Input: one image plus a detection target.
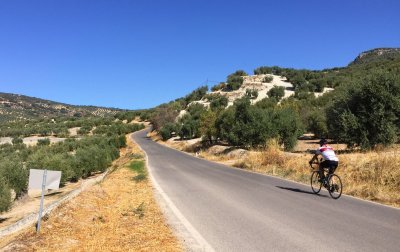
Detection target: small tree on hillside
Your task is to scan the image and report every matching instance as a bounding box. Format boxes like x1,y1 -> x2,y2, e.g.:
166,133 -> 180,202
160,123 -> 177,141
226,70 -> 247,91
263,76 -> 274,83
199,110 -> 217,145
267,85 -> 285,101
246,89 -> 259,99
0,181 -> 11,213
12,137 -> 23,145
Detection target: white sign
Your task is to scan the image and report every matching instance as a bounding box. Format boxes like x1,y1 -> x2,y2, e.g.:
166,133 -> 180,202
29,169 -> 62,190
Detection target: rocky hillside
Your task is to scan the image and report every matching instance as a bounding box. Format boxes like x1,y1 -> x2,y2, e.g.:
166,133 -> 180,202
0,92 -> 122,122
187,74 -> 333,110
349,48 -> 400,66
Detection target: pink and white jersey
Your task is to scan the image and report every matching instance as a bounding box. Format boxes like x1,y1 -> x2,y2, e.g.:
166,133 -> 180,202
316,145 -> 338,161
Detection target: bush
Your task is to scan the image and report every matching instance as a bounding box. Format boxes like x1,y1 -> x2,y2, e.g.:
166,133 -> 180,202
150,106 -> 179,131
0,156 -> 28,198
307,111 -> 328,138
211,82 -> 226,91
215,97 -> 304,150
177,104 -> 207,139
327,72 -> 400,149
255,97 -> 278,109
205,94 -> 228,111
274,108 -> 304,151
37,138 -> 51,146
246,89 -> 258,99
216,98 -> 276,148
12,137 -> 23,145
263,76 -> 274,83
226,70 -> 247,91
0,181 -> 11,213
267,86 -> 285,101
160,123 -> 176,141
183,86 -> 208,106
199,110 -> 217,144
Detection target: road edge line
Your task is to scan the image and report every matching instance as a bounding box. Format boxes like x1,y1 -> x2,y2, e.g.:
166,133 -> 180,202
132,131 -> 215,252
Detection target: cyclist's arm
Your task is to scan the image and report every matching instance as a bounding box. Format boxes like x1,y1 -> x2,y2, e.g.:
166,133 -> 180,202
309,154 -> 318,164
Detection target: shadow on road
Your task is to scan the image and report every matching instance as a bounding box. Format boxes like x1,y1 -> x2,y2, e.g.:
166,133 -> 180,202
276,186 -> 328,198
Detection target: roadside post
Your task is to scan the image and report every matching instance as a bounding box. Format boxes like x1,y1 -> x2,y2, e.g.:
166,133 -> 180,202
28,169 -> 62,233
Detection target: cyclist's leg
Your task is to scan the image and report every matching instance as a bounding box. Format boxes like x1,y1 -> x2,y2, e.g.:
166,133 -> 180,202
328,161 -> 339,175
319,160 -> 329,181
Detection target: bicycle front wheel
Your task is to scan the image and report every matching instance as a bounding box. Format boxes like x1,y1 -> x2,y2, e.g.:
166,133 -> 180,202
311,171 -> 322,194
327,174 -> 342,199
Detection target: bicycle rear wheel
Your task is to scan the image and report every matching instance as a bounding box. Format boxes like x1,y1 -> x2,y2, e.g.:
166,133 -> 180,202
311,171 -> 322,194
327,174 -> 342,199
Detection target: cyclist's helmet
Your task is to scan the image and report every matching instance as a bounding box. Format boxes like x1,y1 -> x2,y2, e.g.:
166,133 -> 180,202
319,138 -> 327,146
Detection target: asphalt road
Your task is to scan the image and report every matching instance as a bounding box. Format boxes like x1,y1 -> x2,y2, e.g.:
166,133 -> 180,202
132,130 -> 400,252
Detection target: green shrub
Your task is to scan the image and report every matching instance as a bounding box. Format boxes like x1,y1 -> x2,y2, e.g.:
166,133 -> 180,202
255,97 -> 278,109
129,160 -> 145,174
37,138 -> 51,146
307,111 -> 328,138
177,104 -> 206,139
274,108 -> 304,151
205,94 -> 228,111
211,82 -> 226,91
132,173 -> 147,182
0,156 -> 28,198
160,123 -> 176,141
199,110 -> 217,144
215,97 -> 304,150
246,89 -> 258,99
12,137 -> 23,145
267,86 -> 285,101
327,72 -> 400,148
263,76 -> 274,83
226,70 -> 247,91
0,181 -> 11,213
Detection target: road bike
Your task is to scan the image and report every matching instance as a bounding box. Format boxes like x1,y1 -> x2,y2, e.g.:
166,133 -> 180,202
309,161 -> 343,199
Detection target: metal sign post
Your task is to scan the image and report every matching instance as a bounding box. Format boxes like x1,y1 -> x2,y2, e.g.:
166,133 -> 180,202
28,169 -> 61,234
37,169 -> 47,233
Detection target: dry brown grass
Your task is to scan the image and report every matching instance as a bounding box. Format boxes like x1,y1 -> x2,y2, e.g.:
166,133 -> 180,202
1,133 -> 182,252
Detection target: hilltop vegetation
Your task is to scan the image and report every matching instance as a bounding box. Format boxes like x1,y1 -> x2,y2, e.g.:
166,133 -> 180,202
0,92 -> 125,123
150,48 -> 400,150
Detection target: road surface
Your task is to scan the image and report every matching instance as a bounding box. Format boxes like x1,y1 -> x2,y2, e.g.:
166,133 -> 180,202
132,130 -> 400,252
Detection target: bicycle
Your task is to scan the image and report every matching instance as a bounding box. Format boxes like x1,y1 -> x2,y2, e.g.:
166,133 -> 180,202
309,160 -> 343,199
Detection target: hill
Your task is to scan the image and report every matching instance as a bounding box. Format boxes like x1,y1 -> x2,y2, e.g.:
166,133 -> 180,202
147,47 -> 400,150
0,92 -> 123,122
349,47 -> 400,66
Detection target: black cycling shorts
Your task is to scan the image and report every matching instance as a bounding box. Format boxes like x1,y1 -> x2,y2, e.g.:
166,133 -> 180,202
320,160 -> 338,174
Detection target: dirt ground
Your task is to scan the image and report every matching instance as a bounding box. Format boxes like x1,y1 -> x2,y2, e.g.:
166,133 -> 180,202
0,133 -> 182,252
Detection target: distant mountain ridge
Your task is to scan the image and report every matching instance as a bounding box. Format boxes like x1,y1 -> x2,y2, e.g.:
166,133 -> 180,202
0,92 -> 122,122
349,47 -> 400,66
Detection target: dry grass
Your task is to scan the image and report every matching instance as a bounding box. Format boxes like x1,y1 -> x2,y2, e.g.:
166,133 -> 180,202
238,145 -> 400,207
1,133 -> 182,251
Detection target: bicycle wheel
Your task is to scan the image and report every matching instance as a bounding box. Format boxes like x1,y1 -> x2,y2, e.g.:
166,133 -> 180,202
310,171 -> 322,194
327,174 -> 342,199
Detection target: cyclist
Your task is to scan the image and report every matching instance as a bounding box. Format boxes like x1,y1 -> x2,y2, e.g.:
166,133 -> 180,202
309,139 -> 339,184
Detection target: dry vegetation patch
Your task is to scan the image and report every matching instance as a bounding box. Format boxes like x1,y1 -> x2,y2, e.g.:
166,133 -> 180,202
1,134 -> 182,251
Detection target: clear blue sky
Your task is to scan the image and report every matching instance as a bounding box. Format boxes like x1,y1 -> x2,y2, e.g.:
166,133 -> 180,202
0,0 -> 399,109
